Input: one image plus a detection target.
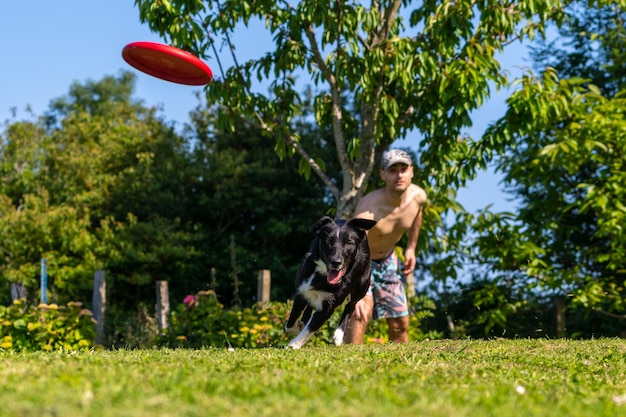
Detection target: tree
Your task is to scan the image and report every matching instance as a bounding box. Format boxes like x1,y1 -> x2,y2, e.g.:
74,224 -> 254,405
0,72 -> 200,307
180,94 -> 341,304
530,0 -> 626,96
135,0 -> 564,219
469,0 -> 626,331
0,70 -> 352,313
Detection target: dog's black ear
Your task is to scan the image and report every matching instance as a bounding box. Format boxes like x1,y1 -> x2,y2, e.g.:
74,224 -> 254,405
311,216 -> 335,234
347,218 -> 377,231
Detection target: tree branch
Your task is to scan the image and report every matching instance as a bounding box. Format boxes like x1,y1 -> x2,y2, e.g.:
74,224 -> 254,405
592,308 -> 626,320
232,108 -> 341,199
303,20 -> 351,197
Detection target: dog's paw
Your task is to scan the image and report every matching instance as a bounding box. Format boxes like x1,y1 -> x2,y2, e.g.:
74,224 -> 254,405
285,321 -> 305,336
332,328 -> 345,346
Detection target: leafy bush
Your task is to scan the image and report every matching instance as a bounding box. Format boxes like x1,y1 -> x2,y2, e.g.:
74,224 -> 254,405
163,291 -> 440,348
0,299 -> 96,351
109,303 -> 160,349
163,290 -> 291,348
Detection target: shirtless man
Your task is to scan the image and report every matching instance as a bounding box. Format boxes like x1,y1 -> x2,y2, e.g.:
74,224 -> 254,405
345,149 -> 427,344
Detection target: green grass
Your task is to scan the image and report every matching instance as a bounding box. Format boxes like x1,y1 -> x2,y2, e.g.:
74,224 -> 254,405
1,339 -> 626,417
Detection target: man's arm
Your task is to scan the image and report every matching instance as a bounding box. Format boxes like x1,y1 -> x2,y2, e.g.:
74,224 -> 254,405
406,207 -> 422,250
402,207 -> 422,274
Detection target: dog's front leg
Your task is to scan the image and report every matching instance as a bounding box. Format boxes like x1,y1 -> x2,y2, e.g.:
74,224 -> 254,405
285,294 -> 308,336
287,309 -> 333,349
332,302 -> 356,346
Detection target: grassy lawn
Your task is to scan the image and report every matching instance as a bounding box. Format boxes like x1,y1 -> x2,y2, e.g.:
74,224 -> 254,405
1,339 -> 625,417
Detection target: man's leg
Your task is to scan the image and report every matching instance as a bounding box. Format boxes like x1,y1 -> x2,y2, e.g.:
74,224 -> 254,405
386,315 -> 409,343
344,295 -> 374,344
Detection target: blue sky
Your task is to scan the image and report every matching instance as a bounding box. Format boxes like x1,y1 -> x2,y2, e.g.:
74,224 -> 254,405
1,1 -> 532,213
0,1 -> 199,128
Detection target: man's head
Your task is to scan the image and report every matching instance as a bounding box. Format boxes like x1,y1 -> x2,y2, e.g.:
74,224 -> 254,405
380,149 -> 413,192
381,149 -> 412,170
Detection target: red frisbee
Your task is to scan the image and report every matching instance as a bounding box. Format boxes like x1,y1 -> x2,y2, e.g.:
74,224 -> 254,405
122,41 -> 213,86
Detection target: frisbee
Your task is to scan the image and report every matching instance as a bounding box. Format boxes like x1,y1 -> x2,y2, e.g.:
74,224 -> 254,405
122,41 -> 213,86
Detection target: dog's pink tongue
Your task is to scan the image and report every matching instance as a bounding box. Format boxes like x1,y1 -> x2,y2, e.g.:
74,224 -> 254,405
327,269 -> 344,285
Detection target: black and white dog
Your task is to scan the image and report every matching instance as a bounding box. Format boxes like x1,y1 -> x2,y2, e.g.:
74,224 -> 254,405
285,216 -> 377,349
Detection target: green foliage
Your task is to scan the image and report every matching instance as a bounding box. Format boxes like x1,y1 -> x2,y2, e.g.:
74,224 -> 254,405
0,72 -> 200,308
163,290 -> 440,348
472,1 -> 626,319
530,0 -> 626,95
0,299 -> 96,351
4,0 -> 626,343
0,71 -> 348,341
182,101 -> 336,305
164,290 -> 291,348
136,0 -> 565,218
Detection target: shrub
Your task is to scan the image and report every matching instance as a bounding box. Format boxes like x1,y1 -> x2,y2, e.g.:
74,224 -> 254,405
163,291 -> 441,348
163,290 -> 291,348
112,303 -> 160,349
0,299 -> 96,351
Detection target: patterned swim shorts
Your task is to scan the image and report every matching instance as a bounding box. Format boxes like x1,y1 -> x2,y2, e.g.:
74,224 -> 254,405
367,252 -> 409,320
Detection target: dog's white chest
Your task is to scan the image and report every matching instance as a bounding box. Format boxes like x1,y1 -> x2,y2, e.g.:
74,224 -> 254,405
297,272 -> 333,310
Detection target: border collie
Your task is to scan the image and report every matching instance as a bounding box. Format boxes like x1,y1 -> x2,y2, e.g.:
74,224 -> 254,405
285,216 -> 376,349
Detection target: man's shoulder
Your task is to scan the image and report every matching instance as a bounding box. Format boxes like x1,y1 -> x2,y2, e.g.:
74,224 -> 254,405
360,188 -> 386,203
363,188 -> 385,200
408,184 -> 427,202
354,188 -> 385,216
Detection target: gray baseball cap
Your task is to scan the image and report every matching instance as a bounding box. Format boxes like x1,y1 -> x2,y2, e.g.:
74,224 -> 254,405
381,149 -> 412,170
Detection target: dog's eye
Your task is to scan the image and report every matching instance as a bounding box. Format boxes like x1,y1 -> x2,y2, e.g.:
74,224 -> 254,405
344,239 -> 355,246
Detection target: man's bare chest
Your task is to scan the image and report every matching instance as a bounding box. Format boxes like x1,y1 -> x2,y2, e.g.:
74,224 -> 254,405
372,204 -> 418,234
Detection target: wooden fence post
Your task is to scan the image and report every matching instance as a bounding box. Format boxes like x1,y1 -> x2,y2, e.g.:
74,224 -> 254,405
257,270 -> 271,303
156,281 -> 170,331
555,296 -> 566,338
10,283 -> 25,302
446,315 -> 459,340
92,270 -> 106,345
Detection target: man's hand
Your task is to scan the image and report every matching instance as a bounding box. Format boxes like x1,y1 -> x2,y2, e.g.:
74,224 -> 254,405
353,296 -> 372,321
403,248 -> 416,275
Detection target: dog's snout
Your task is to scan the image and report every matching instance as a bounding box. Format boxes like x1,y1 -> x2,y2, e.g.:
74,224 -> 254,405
329,258 -> 342,270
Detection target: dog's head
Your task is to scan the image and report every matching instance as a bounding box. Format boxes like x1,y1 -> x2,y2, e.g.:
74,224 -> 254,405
311,216 -> 377,285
